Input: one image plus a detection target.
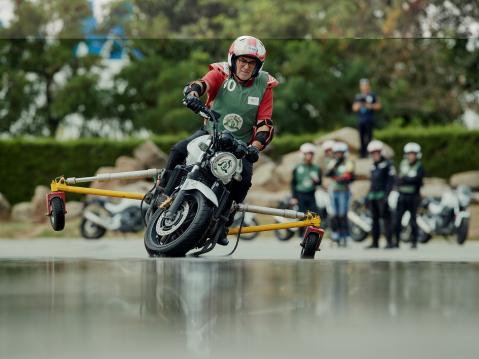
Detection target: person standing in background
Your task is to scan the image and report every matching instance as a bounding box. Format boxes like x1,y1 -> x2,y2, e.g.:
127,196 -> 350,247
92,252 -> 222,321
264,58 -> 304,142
352,78 -> 382,158
365,140 -> 396,249
325,142 -> 355,247
395,142 -> 424,249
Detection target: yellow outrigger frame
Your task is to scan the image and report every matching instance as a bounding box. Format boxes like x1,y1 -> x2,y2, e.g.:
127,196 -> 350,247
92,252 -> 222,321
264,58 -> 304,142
49,176 -> 321,235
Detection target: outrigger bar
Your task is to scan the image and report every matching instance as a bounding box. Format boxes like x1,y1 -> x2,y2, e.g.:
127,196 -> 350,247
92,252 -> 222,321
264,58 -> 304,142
64,169 -> 163,185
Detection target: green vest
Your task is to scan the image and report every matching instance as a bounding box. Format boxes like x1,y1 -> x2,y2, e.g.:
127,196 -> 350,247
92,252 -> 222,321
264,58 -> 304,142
207,71 -> 268,143
294,163 -> 321,193
399,159 -> 421,194
329,159 -> 355,192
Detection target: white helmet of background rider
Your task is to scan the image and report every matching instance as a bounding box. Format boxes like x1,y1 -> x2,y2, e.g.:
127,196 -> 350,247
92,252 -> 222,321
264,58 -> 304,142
321,140 -> 336,153
403,142 -> 422,159
300,143 -> 316,155
332,142 -> 348,154
228,35 -> 267,79
367,140 -> 384,155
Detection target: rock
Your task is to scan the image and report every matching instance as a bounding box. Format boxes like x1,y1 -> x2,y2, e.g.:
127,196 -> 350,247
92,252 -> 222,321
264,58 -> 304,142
133,140 -> 168,169
116,181 -> 154,194
91,166 -> 121,190
31,185 -> 49,223
65,201 -> 84,219
315,127 -> 361,153
273,151 -> 302,185
350,180 -> 371,199
421,181 -> 451,198
252,162 -> 278,187
253,153 -> 273,170
11,202 -> 34,222
382,143 -> 395,159
0,193 -> 11,221
471,192 -> 479,205
245,190 -> 290,207
352,157 -> 372,180
115,156 -> 144,172
424,177 -> 447,185
450,171 -> 479,190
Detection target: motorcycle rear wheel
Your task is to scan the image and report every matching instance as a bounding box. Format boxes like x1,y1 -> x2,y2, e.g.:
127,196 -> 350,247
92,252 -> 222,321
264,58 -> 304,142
80,218 -> 106,239
144,191 -> 212,257
456,218 -> 469,245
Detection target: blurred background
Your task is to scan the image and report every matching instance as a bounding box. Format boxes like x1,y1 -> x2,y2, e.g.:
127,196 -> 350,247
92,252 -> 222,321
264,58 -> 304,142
0,0 -> 478,240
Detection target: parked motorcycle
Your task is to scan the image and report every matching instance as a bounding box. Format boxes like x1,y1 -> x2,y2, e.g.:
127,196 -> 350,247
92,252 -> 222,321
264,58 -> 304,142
143,101 -> 322,257
416,185 -> 471,245
80,197 -> 146,239
232,211 -> 260,240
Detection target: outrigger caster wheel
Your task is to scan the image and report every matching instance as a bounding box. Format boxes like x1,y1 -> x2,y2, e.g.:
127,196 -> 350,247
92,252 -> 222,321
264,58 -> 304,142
49,197 -> 65,231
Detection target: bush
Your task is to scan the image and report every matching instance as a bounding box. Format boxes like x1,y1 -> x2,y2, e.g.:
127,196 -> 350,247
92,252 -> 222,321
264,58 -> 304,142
1,127 -> 478,204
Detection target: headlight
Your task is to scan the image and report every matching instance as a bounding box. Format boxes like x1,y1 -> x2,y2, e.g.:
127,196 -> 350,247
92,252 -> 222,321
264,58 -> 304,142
210,152 -> 237,184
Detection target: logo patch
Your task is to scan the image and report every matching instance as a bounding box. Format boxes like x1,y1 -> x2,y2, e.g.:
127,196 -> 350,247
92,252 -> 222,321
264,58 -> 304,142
223,114 -> 243,132
248,96 -> 259,106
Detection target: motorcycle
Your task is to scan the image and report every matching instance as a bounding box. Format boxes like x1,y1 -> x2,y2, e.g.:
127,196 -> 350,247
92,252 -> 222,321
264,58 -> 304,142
416,185 -> 471,245
232,211 -> 260,240
80,197 -> 146,239
143,101 -> 321,257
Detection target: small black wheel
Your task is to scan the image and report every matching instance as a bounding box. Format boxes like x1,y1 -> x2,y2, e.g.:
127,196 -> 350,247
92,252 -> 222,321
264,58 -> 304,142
274,227 -> 295,241
300,232 -> 321,259
50,197 -> 65,231
80,218 -> 106,239
456,218 -> 469,245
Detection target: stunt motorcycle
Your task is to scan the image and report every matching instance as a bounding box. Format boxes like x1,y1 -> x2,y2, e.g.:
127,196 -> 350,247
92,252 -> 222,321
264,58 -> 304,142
80,197 -> 146,239
143,100 -> 321,257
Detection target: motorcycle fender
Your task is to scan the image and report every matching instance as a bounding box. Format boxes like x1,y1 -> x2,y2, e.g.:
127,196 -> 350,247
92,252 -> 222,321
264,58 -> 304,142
455,211 -> 470,227
181,178 -> 219,207
348,211 -> 372,233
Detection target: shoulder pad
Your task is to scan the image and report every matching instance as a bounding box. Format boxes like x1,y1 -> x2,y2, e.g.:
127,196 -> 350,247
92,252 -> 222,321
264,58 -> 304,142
266,73 -> 279,88
208,62 -> 230,76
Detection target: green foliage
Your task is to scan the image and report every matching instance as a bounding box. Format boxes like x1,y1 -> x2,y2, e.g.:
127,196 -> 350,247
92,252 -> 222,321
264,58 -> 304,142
376,127 -> 479,179
1,127 -> 478,204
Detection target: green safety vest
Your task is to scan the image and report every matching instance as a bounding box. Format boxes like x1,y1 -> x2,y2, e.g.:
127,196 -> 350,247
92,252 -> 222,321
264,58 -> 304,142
329,159 -> 355,192
207,71 -> 269,144
398,159 -> 421,194
294,163 -> 321,193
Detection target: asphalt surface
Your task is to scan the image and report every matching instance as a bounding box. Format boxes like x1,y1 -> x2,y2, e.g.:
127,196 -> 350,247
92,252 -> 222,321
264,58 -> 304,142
1,237 -> 478,359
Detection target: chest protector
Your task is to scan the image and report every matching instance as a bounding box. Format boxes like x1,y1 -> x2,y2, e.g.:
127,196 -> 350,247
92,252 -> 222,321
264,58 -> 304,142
294,164 -> 320,193
207,72 -> 268,144
399,159 -> 421,194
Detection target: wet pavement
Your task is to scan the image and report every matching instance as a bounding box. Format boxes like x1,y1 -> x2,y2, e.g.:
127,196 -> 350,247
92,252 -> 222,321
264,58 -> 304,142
1,252 -> 479,358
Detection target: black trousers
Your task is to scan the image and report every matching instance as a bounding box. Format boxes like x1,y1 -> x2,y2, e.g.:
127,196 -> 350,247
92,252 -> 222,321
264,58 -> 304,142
165,128 -> 253,204
296,191 -> 319,214
395,193 -> 420,245
370,198 -> 393,246
359,122 -> 373,158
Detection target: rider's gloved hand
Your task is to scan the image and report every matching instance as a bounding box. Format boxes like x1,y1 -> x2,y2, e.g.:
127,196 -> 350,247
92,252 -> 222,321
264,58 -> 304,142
184,95 -> 203,114
246,145 -> 260,163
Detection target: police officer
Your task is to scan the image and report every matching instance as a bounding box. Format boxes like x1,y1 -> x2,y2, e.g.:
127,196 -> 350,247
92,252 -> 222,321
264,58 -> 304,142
325,142 -> 355,247
352,79 -> 382,158
395,142 -> 424,249
291,143 -> 321,217
365,140 -> 396,249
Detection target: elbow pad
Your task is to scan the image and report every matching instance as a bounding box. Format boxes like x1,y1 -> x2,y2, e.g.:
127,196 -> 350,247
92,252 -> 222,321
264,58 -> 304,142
253,119 -> 274,148
183,81 -> 206,97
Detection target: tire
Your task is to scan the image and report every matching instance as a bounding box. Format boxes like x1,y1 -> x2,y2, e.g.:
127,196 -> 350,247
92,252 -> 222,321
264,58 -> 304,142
144,191 -> 212,257
350,222 -> 368,242
418,229 -> 432,244
301,232 -> 321,259
50,197 -> 65,231
274,227 -> 295,241
400,223 -> 412,243
80,218 -> 106,239
456,218 -> 469,245
239,218 -> 260,241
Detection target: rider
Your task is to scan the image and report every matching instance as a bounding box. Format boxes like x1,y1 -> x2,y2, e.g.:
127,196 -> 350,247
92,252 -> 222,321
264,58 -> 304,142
162,36 -> 278,245
395,142 -> 424,249
365,140 -> 396,249
291,143 -> 321,226
325,142 -> 355,247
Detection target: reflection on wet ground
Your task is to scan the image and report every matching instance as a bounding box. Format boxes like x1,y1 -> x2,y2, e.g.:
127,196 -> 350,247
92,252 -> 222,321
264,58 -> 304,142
1,259 -> 478,358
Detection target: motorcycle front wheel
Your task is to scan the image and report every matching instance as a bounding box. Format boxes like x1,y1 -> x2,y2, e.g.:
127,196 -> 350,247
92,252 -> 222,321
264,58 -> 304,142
456,218 -> 469,245
144,191 -> 212,257
274,227 -> 295,241
80,218 -> 106,239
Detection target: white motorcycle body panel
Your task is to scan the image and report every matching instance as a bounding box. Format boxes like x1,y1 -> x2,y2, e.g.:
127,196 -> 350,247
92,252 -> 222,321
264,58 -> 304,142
181,178 -> 219,207
186,135 -> 211,165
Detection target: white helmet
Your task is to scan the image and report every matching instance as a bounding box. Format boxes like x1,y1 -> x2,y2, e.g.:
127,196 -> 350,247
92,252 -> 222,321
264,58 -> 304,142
300,142 -> 316,154
367,140 -> 384,154
332,142 -> 348,153
404,142 -> 422,159
321,140 -> 336,152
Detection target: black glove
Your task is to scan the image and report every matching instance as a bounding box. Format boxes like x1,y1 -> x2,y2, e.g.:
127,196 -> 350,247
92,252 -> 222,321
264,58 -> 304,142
246,146 -> 260,163
184,95 -> 203,114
